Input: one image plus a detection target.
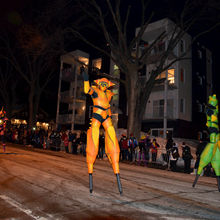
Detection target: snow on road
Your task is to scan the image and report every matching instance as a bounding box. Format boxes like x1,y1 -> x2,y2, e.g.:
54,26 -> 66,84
0,144 -> 219,220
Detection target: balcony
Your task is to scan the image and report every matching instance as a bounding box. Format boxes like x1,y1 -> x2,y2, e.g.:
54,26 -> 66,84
60,90 -> 85,104
57,114 -> 85,125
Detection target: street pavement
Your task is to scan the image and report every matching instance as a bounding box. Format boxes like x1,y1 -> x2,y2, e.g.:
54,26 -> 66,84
0,144 -> 220,220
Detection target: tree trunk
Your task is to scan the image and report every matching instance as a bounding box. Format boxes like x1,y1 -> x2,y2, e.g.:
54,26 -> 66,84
127,72 -> 139,138
33,89 -> 41,127
28,85 -> 35,129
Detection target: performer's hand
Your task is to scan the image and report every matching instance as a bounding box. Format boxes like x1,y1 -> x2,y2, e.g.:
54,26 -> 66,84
80,66 -> 89,81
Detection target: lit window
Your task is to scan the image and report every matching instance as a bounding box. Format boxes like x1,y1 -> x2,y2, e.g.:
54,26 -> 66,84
156,71 -> 166,80
79,56 -> 89,65
92,58 -> 102,69
156,69 -> 175,84
168,69 -> 175,84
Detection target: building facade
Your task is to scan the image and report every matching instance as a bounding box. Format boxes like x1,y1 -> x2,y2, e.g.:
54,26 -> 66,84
137,18 -> 213,138
56,50 -> 89,130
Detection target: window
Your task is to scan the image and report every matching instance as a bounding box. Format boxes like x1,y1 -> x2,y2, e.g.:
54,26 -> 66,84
153,99 -> 173,118
156,71 -> 166,80
167,99 -> 174,119
92,58 -> 102,70
180,68 -> 185,82
152,41 -> 165,54
168,69 -> 175,84
180,39 -> 185,53
180,99 -> 185,113
156,69 -> 175,84
153,100 -> 164,118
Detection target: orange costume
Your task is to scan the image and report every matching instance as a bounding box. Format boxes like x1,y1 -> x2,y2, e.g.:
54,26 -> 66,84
82,68 -> 122,194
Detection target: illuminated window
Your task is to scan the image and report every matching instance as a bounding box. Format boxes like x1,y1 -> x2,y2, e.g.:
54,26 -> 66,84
156,69 -> 175,84
78,56 -> 89,65
168,69 -> 175,84
92,58 -> 102,69
156,71 -> 166,80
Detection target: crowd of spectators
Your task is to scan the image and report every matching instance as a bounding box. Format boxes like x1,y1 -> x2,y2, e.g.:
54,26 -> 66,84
2,126 -> 214,176
3,126 -> 87,156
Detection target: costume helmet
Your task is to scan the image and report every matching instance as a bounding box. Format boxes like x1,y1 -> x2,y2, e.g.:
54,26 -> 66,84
208,94 -> 218,107
94,78 -> 115,89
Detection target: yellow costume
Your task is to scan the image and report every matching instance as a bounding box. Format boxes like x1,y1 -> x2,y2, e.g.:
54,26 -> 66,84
82,69 -> 122,194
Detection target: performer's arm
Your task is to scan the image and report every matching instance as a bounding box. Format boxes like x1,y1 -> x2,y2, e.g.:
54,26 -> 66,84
81,67 -> 91,94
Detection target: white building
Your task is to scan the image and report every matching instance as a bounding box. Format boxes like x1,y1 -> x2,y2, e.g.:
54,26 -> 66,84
56,50 -> 89,130
135,18 -> 212,138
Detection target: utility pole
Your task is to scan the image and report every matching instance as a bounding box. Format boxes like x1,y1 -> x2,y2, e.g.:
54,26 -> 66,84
163,70 -> 168,139
71,65 -> 77,131
56,60 -> 63,130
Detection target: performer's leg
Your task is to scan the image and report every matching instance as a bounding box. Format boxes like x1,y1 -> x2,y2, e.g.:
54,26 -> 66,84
86,118 -> 101,174
193,142 -> 214,188
103,118 -> 120,174
103,118 -> 122,194
197,143 -> 214,175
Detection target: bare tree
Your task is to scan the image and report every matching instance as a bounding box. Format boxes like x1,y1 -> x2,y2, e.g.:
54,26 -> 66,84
0,0 -> 80,128
0,58 -> 22,120
70,0 -> 220,138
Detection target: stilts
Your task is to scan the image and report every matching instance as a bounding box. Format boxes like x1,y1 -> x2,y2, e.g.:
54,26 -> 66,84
89,173 -> 93,193
192,174 -> 200,188
116,173 -> 123,195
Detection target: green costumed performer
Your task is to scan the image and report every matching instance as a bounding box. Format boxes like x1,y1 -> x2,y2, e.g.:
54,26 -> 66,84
192,94 -> 220,191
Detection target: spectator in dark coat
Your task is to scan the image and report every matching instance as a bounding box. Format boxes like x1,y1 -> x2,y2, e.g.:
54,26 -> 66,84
181,142 -> 193,173
170,142 -> 179,171
165,137 -> 173,162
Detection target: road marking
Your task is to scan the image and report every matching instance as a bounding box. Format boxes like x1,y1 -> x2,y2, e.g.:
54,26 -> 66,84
0,195 -> 47,220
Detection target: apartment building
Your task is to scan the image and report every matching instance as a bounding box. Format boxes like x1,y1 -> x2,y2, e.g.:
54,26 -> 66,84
56,50 -> 89,130
136,18 -> 213,138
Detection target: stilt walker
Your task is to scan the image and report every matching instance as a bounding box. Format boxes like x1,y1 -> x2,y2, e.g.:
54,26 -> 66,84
192,94 -> 220,191
82,68 -> 122,194
0,107 -> 8,152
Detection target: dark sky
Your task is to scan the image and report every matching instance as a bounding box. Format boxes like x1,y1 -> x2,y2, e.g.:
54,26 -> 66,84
1,0 -> 220,109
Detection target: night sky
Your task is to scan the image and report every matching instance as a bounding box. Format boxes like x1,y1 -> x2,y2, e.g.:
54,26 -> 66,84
0,0 -> 220,117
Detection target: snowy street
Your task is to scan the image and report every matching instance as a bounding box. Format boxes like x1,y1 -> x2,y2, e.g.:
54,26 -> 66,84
0,144 -> 220,220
